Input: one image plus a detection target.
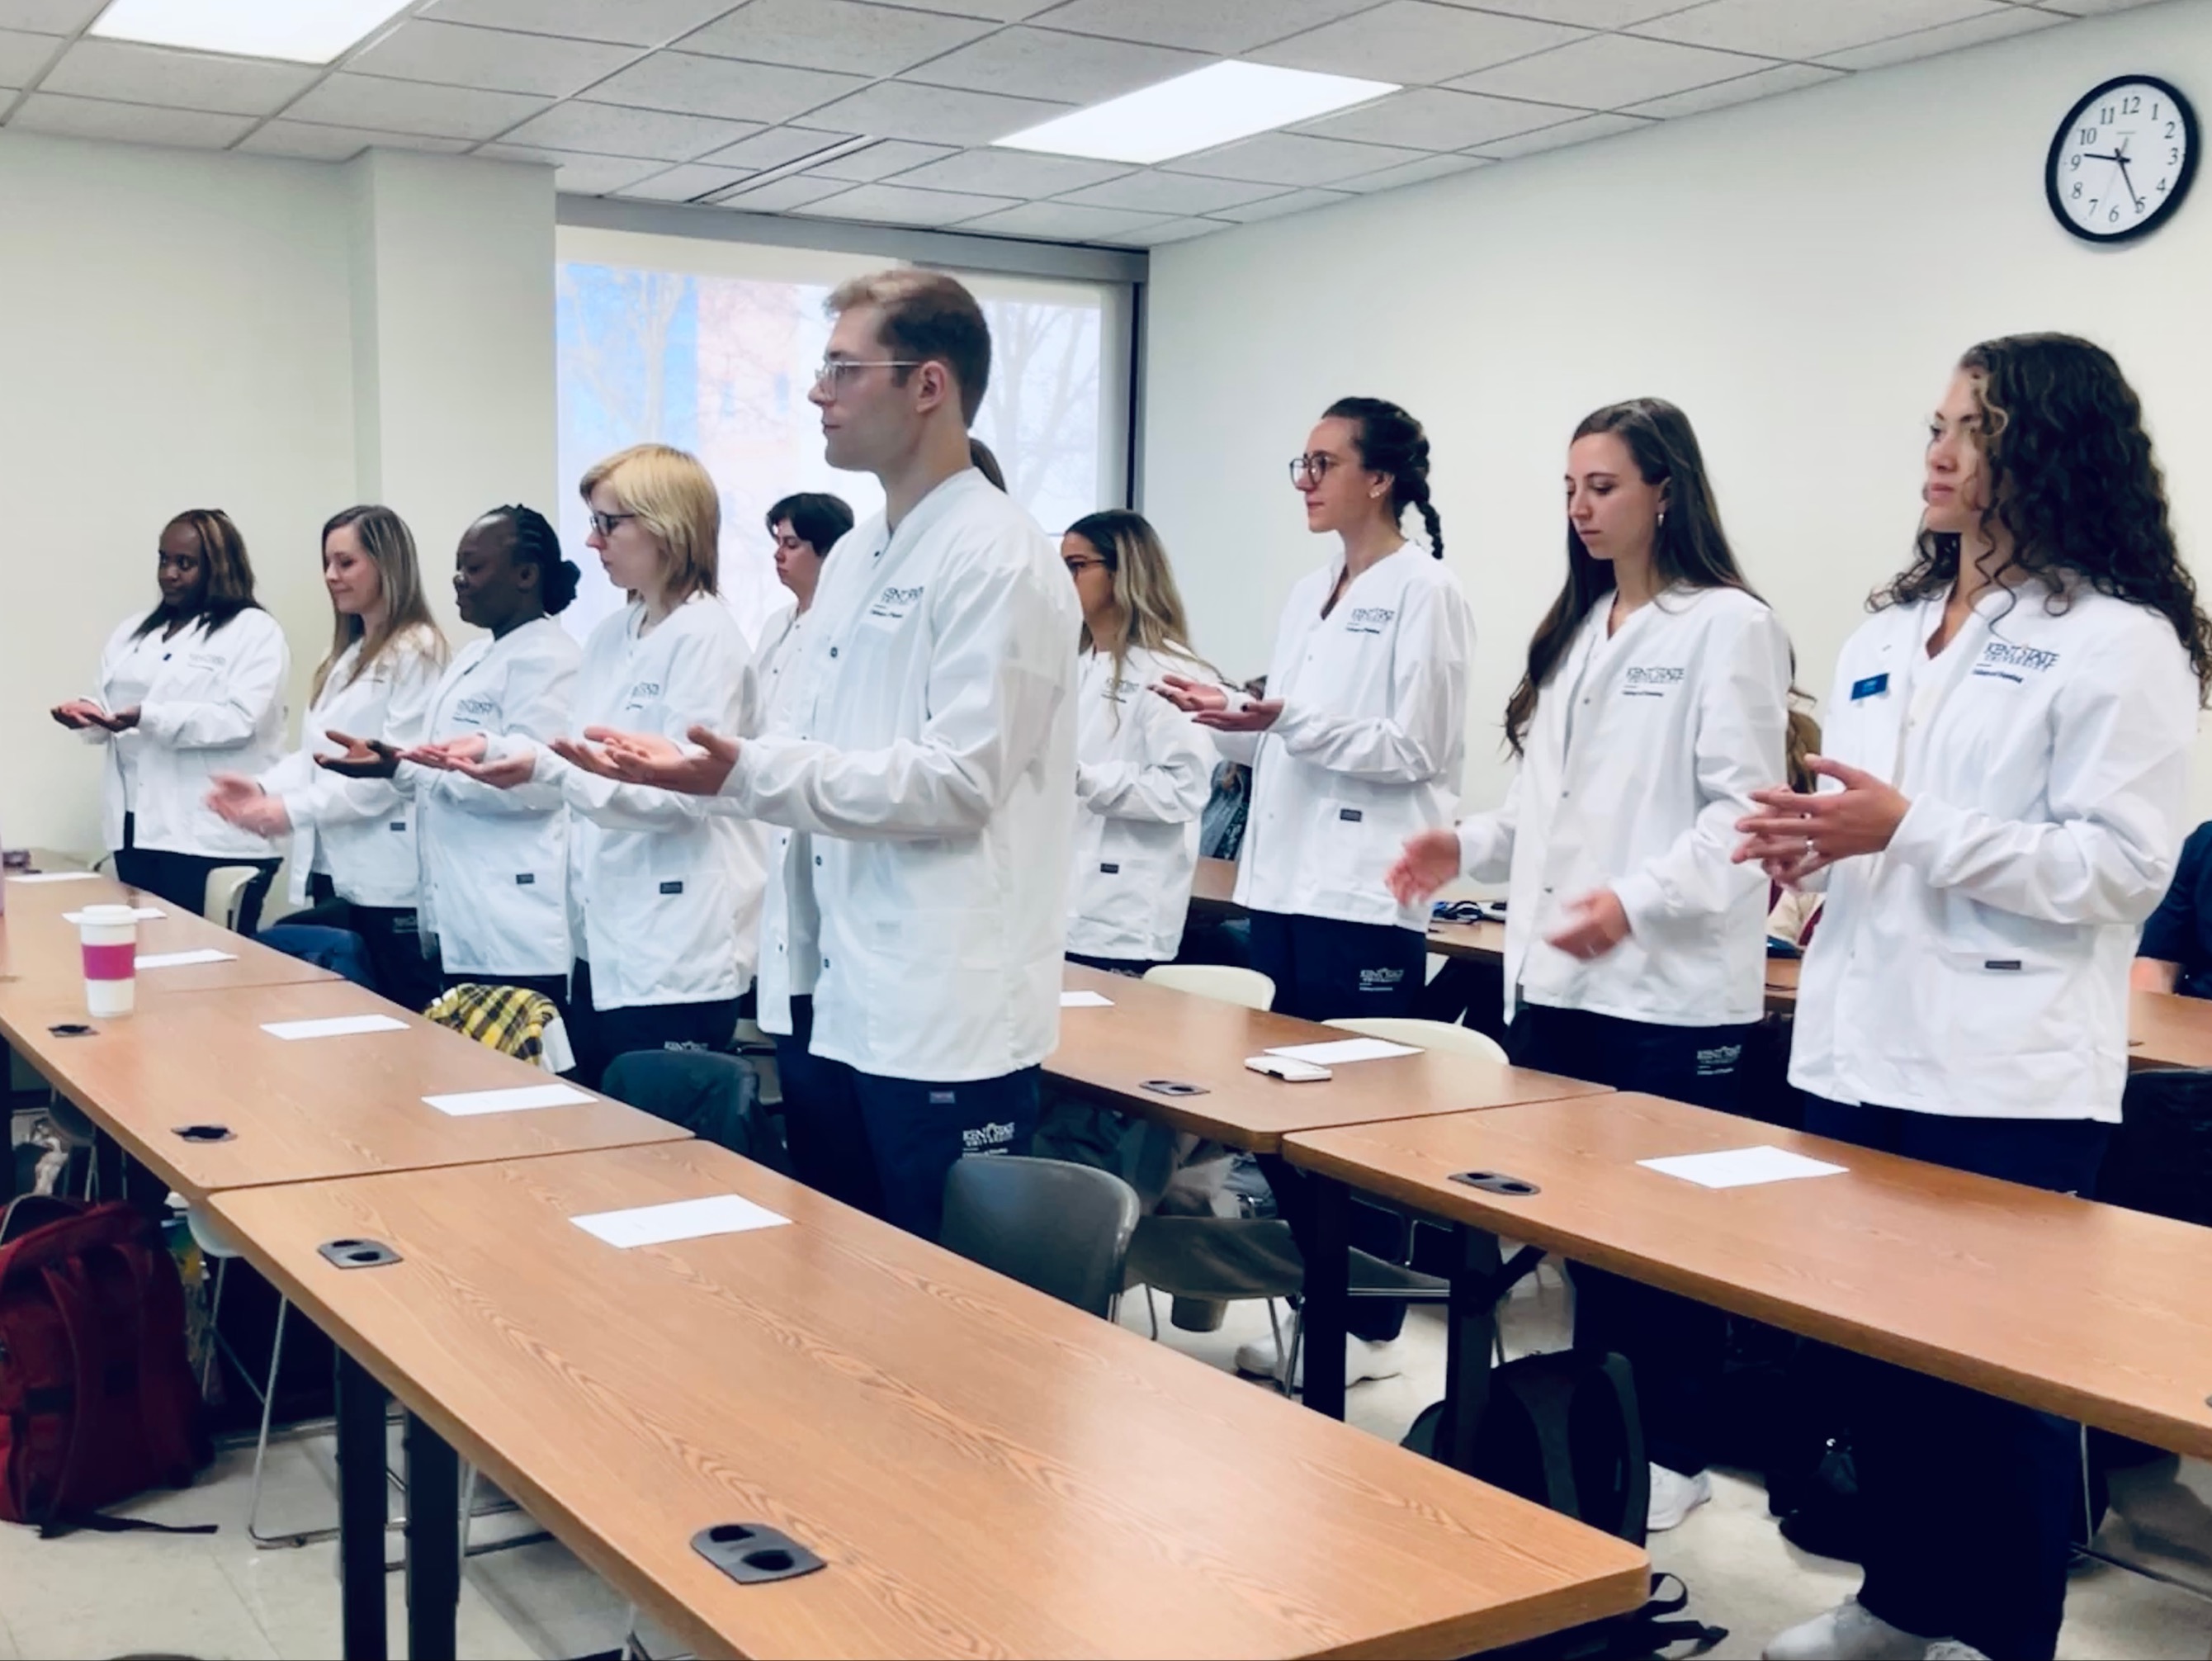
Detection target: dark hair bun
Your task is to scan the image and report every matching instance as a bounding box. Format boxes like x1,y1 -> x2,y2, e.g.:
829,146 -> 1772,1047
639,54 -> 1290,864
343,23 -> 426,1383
544,557 -> 581,615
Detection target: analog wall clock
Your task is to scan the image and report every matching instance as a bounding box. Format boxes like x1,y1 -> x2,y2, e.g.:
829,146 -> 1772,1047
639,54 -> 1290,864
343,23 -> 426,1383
2047,74 -> 2197,244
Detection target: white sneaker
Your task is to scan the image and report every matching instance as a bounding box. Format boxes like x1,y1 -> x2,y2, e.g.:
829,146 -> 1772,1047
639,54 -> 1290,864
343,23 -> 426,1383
1646,1464 -> 1711,1531
1762,1599 -> 1937,1661
1921,1645 -> 1988,1660
1231,1333 -> 1406,1388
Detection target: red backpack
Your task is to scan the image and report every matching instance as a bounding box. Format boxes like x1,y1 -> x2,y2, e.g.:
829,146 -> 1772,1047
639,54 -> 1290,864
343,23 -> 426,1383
0,1198 -> 211,1533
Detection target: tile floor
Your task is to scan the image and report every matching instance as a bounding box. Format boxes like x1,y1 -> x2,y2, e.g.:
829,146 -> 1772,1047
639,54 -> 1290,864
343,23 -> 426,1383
3,1263 -> 2208,1658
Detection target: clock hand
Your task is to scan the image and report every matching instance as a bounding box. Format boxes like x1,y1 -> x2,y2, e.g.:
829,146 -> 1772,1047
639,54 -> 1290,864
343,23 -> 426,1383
2115,152 -> 2146,211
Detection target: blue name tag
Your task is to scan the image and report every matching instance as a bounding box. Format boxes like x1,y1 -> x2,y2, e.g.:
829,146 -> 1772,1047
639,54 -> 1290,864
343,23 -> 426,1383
1850,673 -> 1889,700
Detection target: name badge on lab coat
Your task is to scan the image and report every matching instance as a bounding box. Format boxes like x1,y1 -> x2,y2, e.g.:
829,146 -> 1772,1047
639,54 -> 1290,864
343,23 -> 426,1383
1850,674 -> 1890,700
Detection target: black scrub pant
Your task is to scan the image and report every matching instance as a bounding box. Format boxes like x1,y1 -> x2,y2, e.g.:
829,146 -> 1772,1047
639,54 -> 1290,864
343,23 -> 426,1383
564,958 -> 741,1092
114,812 -> 281,935
279,873 -> 444,1013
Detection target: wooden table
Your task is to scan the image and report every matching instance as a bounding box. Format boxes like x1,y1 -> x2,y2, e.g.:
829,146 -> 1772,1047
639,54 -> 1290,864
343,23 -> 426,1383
1190,854 -> 1240,913
1283,1093 -> 2212,1462
2128,988 -> 2212,1069
1426,917 -> 1804,1011
1048,964 -> 1610,1154
210,1141 -> 1651,1661
0,975 -> 687,1203
0,878 -> 337,1001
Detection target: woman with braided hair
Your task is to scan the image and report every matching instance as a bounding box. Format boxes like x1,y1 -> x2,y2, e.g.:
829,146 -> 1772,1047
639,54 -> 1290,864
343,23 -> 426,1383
319,504 -> 584,1005
1156,395 -> 1472,1388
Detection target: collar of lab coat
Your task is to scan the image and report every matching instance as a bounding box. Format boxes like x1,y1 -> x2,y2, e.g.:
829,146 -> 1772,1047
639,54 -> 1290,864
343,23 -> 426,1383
1322,537 -> 1416,599
878,464 -> 994,552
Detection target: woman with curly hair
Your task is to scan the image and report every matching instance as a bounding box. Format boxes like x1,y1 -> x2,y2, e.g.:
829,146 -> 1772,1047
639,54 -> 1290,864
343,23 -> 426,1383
1741,334 -> 2210,1661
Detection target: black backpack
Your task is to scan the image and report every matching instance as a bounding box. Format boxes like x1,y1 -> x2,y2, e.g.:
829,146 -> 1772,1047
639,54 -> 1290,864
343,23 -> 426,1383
1403,1348 -> 1727,1658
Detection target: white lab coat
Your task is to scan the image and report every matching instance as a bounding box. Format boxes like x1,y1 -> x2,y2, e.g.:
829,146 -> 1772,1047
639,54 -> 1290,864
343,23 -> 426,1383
396,617 -> 579,979
723,468 -> 1080,1081
255,627 -> 445,909
756,603 -> 806,731
1790,580 -> 2198,1122
84,608 -> 290,859
1457,585 -> 1791,1026
1067,643 -> 1216,963
1218,544 -> 1472,930
536,594 -> 767,1013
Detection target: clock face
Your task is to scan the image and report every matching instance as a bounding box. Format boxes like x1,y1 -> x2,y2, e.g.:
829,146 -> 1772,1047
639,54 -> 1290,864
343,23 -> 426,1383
2047,74 -> 2198,244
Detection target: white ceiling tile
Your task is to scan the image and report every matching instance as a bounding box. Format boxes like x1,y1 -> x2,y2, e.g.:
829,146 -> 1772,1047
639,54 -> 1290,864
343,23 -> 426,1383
1162,130 -> 1430,186
694,125 -> 857,169
1036,0 -> 1379,54
0,26 -> 64,86
7,91 -> 253,148
1619,60 -> 1840,118
0,0 -> 103,34
472,142 -> 664,192
713,172 -> 856,209
1816,5 -> 2064,70
1208,186 -> 1354,223
957,199 -> 1175,239
609,160 -> 754,199
805,137 -> 957,179
1297,86 -> 1577,149
2035,0 -> 2163,12
1450,31 -> 1766,108
902,26 -> 1211,103
1056,168 -> 1289,212
1434,0 -> 1689,24
1099,214 -> 1227,244
1252,2 -> 1587,86
842,0 -> 1058,17
801,79 -> 1070,145
241,121 -> 475,160
792,181 -> 1020,225
585,51 -> 866,124
496,100 -> 763,160
1335,149 -> 1492,191
1633,0 -> 2006,62
344,20 -> 641,99
39,39 -> 315,115
892,146 -> 1132,196
680,0 -> 997,78
418,0 -> 738,48
1472,108 -> 1652,156
282,74 -> 551,140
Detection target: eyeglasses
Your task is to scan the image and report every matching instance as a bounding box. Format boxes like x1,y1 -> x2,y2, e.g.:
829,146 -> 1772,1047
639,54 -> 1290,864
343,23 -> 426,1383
812,357 -> 922,395
588,510 -> 640,537
1289,452 -> 1341,487
1063,557 -> 1110,574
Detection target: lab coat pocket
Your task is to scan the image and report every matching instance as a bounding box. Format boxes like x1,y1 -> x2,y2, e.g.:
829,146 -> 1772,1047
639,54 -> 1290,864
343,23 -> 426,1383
1936,945 -> 2072,1061
1317,798 -> 1382,898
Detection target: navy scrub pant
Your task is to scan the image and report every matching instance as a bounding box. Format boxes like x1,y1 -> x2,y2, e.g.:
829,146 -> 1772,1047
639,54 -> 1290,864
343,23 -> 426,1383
775,996 -> 1042,1242
565,958 -> 741,1092
1801,1097 -> 2109,1661
114,812 -> 281,935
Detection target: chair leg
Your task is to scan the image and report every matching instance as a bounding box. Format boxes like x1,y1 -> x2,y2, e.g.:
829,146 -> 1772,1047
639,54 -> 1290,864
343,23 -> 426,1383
460,1461 -> 480,1567
1265,1299 -> 1285,1370
245,1297 -> 291,1546
1282,1308 -> 1306,1398
201,1257 -> 229,1399
1143,1285 -> 1160,1340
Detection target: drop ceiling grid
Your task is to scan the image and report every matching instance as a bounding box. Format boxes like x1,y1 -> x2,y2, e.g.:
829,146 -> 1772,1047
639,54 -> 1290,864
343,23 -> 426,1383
0,0 -> 2162,248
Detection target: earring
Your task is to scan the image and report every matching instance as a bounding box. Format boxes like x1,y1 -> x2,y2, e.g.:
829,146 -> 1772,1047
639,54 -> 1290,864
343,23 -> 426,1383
1657,509 -> 1667,531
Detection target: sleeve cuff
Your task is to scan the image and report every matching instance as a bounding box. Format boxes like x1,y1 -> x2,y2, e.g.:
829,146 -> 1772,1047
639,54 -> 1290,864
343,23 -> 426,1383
277,789 -> 315,830
1611,871 -> 1666,937
1884,793 -> 1956,873
135,703 -> 177,741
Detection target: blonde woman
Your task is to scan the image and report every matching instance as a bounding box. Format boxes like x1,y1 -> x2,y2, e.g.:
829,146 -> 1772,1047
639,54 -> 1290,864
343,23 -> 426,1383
436,445 -> 765,1086
210,505 -> 447,1006
1062,510 -> 1215,972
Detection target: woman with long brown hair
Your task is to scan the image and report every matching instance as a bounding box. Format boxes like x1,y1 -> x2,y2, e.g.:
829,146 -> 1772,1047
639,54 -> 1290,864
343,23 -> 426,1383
208,505 -> 447,1008
1391,396 -> 1793,1531
52,509 -> 289,929
1742,335 -> 2208,1661
1061,509 -> 1215,972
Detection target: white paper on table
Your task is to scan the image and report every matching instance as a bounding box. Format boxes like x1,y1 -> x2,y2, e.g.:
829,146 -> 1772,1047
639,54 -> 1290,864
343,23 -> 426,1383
1060,990 -> 1114,1008
136,949 -> 237,970
261,1014 -> 410,1041
423,1082 -> 594,1118
8,871 -> 101,884
570,1194 -> 790,1248
1264,1037 -> 1423,1065
1638,1146 -> 1848,1190
64,906 -> 165,923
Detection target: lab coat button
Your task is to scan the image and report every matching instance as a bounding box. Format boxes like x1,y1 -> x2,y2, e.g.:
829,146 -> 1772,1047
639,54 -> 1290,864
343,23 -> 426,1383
814,854 -> 823,866
830,646 -> 839,658
822,957 -> 831,970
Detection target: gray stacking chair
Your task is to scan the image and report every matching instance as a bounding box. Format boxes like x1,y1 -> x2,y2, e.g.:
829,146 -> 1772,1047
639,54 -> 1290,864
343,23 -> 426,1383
939,1154 -> 1140,1318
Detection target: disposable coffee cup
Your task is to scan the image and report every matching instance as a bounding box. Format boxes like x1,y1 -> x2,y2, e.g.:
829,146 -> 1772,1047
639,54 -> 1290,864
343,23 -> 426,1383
78,903 -> 139,1017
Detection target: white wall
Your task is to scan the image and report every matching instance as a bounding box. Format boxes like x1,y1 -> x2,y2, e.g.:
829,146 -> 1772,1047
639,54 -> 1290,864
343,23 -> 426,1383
1144,0 -> 2212,821
0,133 -> 555,854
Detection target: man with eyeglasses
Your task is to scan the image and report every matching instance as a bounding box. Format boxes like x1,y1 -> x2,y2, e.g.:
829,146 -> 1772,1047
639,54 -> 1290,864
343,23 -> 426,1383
560,268 -> 1079,1242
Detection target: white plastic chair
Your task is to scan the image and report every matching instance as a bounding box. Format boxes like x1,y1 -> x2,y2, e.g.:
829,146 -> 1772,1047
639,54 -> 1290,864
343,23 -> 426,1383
1141,963 -> 1275,1012
200,864 -> 262,931
1323,1015 -> 1509,1063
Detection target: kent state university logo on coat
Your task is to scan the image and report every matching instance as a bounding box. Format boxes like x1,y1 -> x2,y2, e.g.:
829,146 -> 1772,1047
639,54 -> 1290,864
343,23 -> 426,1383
1622,665 -> 1687,697
1343,605 -> 1395,636
1971,641 -> 2060,683
869,584 -> 926,620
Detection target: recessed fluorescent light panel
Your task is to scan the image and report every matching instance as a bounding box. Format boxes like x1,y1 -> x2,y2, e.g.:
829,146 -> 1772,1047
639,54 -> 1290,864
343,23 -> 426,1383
88,0 -> 414,64
995,61 -> 1397,166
